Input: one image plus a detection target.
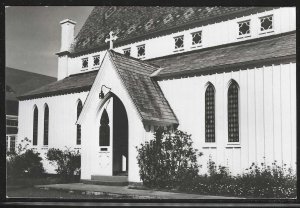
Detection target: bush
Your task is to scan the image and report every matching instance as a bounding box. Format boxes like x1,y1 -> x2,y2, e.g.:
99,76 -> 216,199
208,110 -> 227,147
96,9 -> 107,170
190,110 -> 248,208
7,138 -> 45,178
136,128 -> 202,189
180,159 -> 296,198
46,147 -> 81,181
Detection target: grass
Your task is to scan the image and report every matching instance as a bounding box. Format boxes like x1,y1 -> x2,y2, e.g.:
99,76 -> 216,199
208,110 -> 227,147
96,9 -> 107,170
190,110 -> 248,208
6,186 -> 134,199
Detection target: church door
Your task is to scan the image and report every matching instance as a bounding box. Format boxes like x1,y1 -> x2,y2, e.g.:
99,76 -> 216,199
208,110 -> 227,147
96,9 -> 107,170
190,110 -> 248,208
112,95 -> 128,175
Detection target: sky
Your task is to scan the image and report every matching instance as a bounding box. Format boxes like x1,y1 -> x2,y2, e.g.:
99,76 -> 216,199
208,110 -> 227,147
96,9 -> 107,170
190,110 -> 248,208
5,6 -> 94,78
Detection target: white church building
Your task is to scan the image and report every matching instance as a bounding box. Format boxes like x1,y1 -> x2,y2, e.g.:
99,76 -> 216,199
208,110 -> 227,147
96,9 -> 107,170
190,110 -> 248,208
17,7 -> 296,183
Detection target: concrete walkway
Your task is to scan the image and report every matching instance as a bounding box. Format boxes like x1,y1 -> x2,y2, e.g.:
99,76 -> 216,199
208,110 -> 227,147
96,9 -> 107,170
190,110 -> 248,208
35,183 -> 241,199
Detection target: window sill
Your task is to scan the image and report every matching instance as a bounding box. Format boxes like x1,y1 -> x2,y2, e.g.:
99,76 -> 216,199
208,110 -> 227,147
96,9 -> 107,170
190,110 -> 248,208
137,56 -> 145,59
237,35 -> 251,39
92,66 -> 100,69
259,30 -> 274,35
226,144 -> 241,149
81,68 -> 88,72
202,145 -> 217,149
173,48 -> 184,53
41,146 -> 49,150
190,44 -> 202,49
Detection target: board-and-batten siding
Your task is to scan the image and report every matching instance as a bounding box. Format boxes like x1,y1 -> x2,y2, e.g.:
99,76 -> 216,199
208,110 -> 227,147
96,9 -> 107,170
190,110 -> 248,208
18,91 -> 89,173
158,62 -> 296,175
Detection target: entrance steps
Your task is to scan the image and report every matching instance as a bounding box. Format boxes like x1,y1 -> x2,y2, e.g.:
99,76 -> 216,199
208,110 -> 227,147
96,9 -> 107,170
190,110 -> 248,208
82,175 -> 129,186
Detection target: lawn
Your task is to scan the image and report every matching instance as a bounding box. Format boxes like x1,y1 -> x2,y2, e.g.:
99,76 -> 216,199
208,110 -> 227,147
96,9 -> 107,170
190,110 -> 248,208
7,186 -> 134,199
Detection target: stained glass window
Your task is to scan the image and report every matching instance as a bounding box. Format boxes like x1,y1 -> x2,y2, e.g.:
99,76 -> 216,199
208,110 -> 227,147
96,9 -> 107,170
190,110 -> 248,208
137,45 -> 145,57
192,31 -> 202,45
123,48 -> 131,56
93,55 -> 100,66
260,15 -> 273,32
228,81 -> 239,142
100,109 -> 110,146
82,58 -> 88,68
238,20 -> 250,36
205,84 -> 215,143
174,36 -> 184,49
77,100 -> 83,145
44,104 -> 49,146
33,106 -> 38,146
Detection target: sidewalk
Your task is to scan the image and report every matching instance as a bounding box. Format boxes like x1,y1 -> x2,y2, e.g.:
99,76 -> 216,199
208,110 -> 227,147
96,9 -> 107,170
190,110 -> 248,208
35,183 -> 241,199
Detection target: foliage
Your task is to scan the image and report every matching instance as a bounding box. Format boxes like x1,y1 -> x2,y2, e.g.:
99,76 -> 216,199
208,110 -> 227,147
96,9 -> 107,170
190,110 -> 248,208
180,159 -> 296,198
7,138 -> 45,178
136,128 -> 202,189
46,147 -> 81,181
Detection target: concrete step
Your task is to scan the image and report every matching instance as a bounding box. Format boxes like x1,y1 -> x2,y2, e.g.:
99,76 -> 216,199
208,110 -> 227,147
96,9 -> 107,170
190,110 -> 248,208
82,179 -> 129,186
91,175 -> 128,182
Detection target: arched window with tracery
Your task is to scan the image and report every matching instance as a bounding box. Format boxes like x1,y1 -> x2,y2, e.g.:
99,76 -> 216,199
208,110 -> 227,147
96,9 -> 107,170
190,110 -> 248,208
228,80 -> 239,142
33,106 -> 38,146
77,100 -> 83,145
44,104 -> 49,145
99,109 -> 110,146
205,83 -> 215,142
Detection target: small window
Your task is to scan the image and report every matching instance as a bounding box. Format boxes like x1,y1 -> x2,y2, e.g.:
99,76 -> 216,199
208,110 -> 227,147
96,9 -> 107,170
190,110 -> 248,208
192,31 -> 202,45
238,20 -> 250,36
260,15 -> 273,32
174,36 -> 184,50
99,109 -> 110,146
137,45 -> 145,57
44,104 -> 49,146
77,100 -> 83,145
123,48 -> 131,56
33,106 -> 38,146
205,84 -> 215,143
82,58 -> 88,68
93,55 -> 100,66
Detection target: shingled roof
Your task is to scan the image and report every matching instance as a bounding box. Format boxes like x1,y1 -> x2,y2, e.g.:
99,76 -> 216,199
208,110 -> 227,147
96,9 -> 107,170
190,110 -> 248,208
109,50 -> 178,124
149,31 -> 296,79
70,6 -> 274,55
18,71 -> 97,100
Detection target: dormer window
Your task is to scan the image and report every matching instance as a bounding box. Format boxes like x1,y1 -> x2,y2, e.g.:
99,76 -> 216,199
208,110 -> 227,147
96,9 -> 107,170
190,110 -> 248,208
93,55 -> 100,66
238,20 -> 250,37
123,48 -> 131,56
174,35 -> 184,50
82,58 -> 88,68
137,45 -> 145,57
260,15 -> 273,33
192,31 -> 202,46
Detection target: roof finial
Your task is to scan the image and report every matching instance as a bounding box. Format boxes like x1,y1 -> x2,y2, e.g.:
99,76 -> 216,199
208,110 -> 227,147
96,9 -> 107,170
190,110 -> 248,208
105,31 -> 118,49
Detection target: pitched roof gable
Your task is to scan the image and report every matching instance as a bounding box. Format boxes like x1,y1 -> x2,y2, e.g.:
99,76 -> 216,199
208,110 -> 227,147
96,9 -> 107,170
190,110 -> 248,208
109,50 -> 178,125
71,6 -> 273,55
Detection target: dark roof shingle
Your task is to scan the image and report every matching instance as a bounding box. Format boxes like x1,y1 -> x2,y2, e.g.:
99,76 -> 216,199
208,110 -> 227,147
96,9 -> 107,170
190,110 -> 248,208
71,6 -> 271,55
109,50 -> 178,125
149,32 -> 296,78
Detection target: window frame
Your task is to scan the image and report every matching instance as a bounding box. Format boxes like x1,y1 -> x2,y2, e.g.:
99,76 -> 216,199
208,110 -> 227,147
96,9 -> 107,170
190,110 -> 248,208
137,44 -> 145,58
76,100 -> 83,145
227,80 -> 240,145
93,55 -> 100,67
191,31 -> 202,48
237,20 -> 251,39
205,83 -> 216,143
43,104 -> 49,146
259,15 -> 274,35
173,35 -> 184,52
82,57 -> 88,69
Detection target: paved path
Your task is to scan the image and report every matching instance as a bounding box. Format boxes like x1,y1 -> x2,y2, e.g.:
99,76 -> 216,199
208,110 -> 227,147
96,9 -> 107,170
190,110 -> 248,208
35,183 -> 241,199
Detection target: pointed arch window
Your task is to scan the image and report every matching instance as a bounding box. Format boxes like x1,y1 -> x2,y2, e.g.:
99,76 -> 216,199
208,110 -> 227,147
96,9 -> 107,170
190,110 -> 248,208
205,83 -> 215,143
77,100 -> 83,145
33,106 -> 38,146
99,109 -> 110,146
228,81 -> 239,142
44,104 -> 49,145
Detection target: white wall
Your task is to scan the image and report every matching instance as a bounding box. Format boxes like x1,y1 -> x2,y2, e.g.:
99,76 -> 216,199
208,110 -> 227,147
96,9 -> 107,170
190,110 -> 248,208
68,7 -> 295,76
80,55 -> 151,182
158,62 -> 296,175
18,91 -> 88,173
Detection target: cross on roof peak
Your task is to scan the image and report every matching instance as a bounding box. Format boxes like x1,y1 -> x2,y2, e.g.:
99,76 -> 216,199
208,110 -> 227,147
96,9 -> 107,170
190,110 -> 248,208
105,31 -> 118,49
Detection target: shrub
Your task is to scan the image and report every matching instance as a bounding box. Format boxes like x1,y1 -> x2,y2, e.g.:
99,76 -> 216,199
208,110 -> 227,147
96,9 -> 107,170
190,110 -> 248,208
46,147 -> 81,181
7,138 -> 45,178
136,128 -> 202,189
